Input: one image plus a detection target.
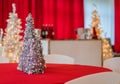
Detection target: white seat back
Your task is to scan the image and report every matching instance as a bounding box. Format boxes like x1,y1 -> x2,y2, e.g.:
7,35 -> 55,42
65,72 -> 120,84
0,56 -> 9,63
103,57 -> 120,73
44,54 -> 74,64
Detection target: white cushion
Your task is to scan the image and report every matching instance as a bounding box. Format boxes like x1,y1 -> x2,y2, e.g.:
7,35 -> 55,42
0,56 -> 9,63
103,57 -> 120,73
44,54 -> 74,64
65,72 -> 120,84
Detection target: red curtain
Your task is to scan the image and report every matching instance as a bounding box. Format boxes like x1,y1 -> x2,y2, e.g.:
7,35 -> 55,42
0,0 -> 84,39
114,0 -> 120,52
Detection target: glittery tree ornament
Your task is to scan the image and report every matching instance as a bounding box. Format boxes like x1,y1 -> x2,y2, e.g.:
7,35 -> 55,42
17,13 -> 45,74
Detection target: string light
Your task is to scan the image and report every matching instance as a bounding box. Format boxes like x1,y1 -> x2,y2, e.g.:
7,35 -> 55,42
91,4 -> 113,61
2,3 -> 23,63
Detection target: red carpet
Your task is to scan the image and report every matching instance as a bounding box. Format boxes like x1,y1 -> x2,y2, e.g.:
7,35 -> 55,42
0,63 -> 111,84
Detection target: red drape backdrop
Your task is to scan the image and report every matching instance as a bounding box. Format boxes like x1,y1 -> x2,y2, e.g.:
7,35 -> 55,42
114,0 -> 120,52
0,0 -> 84,39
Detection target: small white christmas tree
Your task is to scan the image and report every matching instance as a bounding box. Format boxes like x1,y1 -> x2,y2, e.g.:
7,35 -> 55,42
2,3 -> 23,62
91,5 -> 102,39
90,4 -> 113,61
17,13 -> 45,74
102,38 -> 113,60
0,28 -> 3,46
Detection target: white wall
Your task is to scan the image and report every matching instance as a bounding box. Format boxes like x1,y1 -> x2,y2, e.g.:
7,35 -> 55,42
84,0 -> 114,45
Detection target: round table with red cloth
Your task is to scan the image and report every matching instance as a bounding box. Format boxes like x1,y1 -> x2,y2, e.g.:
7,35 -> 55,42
0,63 -> 111,84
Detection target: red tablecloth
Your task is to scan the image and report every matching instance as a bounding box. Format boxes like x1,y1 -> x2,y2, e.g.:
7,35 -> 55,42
0,63 -> 111,84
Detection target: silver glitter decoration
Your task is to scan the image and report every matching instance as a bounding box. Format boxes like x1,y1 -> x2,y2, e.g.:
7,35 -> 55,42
17,13 -> 45,74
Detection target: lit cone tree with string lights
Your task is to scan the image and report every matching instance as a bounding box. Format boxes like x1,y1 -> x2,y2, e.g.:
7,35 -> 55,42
91,6 -> 102,39
90,5 -> 113,60
102,38 -> 113,60
2,3 -> 23,62
17,13 -> 45,74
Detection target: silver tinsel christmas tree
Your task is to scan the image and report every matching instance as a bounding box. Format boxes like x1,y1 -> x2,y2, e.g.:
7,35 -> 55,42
17,13 -> 45,74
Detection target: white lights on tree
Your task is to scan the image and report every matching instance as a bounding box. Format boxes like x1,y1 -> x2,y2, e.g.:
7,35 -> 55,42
2,3 -> 23,62
91,4 -> 102,39
91,4 -> 113,61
